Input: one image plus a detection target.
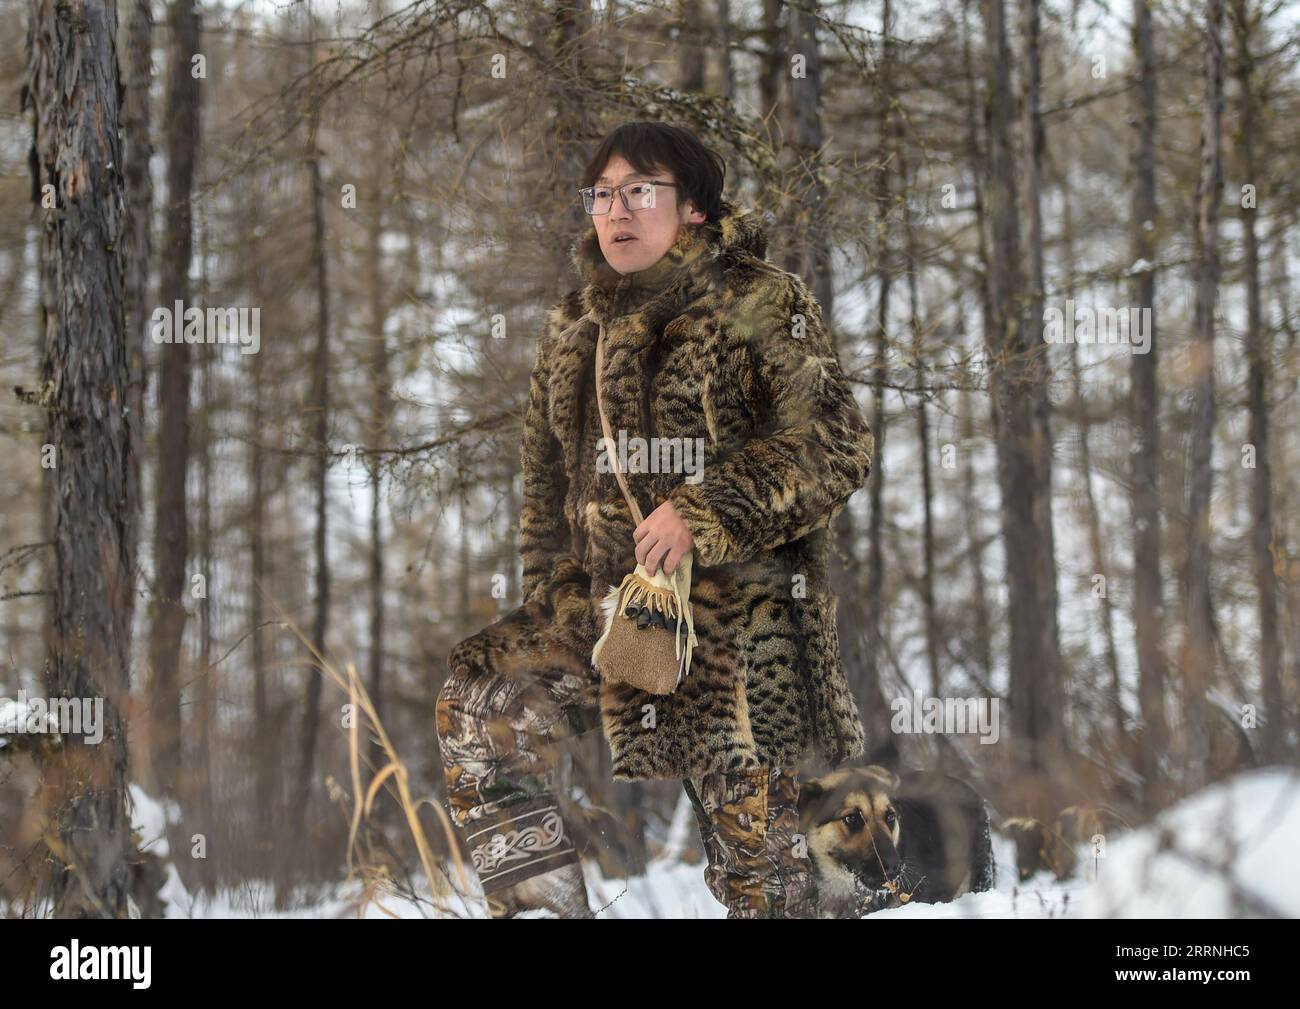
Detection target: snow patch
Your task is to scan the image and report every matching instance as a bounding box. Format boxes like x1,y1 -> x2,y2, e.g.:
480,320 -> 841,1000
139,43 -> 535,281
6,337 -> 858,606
1086,766 -> 1300,918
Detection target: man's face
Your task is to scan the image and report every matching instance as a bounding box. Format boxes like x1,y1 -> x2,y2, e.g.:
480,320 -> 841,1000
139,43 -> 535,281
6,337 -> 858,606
592,154 -> 706,275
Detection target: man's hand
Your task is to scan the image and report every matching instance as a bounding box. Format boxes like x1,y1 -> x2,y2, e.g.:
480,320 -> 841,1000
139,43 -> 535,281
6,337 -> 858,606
633,499 -> 695,576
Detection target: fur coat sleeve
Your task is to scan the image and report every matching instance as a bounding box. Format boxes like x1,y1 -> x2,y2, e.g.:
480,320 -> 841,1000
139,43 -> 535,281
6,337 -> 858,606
518,315 -> 590,611
665,273 -> 874,568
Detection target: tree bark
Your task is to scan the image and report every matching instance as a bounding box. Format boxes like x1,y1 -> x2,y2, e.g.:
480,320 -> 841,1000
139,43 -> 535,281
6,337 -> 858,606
1230,0 -> 1282,764
1128,0 -> 1170,813
366,125 -> 391,772
677,0 -> 706,92
783,1 -> 833,314
759,0 -> 784,143
959,384 -> 994,684
147,0 -> 202,798
716,0 -> 736,100
897,135 -> 940,697
25,0 -> 135,917
249,257 -> 272,855
1019,0 -> 1062,731
982,0 -> 1063,807
290,7 -> 333,851
1182,0 -> 1225,794
860,0 -> 894,746
121,0 -> 152,618
194,203 -> 215,894
960,0 -> 994,689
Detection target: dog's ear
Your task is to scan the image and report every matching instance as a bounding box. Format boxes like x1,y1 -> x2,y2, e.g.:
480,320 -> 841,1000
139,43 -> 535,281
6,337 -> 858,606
863,764 -> 901,792
796,778 -> 826,815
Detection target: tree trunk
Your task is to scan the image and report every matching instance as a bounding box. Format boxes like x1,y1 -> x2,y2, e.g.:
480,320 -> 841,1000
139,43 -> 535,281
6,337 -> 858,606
121,0 -> 152,616
291,10 -> 333,854
147,0 -> 202,798
25,0 -> 135,917
959,384 -> 994,684
897,136 -> 941,697
366,129 -> 391,771
1129,0 -> 1170,813
860,0 -> 894,746
195,204 -> 215,894
982,0 -> 1062,809
782,1 -> 833,315
759,0 -> 784,135
1019,0 -> 1063,738
677,0 -> 706,92
716,0 -> 736,100
960,0 -> 994,689
249,264 -> 272,857
1267,212 -> 1296,756
1230,0 -> 1282,764
1182,0 -> 1225,794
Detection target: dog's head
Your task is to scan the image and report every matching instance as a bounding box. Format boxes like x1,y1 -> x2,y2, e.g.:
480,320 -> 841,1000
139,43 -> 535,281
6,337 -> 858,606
798,765 -> 904,904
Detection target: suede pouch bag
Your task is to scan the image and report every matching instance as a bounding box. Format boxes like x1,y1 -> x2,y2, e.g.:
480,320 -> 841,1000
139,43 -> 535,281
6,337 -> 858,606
585,313 -> 699,695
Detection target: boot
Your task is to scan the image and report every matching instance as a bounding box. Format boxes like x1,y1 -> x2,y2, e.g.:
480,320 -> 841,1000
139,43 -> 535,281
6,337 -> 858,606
485,861 -> 594,919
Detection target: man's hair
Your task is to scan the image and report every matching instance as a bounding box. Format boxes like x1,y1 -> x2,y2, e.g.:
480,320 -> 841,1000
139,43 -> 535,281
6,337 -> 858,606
580,122 -> 727,222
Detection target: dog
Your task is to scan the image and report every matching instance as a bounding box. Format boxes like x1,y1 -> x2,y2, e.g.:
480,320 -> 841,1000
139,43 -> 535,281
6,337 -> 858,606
798,764 -> 996,917
1001,817 -> 1076,882
1003,804 -> 1131,882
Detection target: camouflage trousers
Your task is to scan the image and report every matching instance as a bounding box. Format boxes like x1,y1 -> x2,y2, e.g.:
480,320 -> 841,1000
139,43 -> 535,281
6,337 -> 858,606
435,615 -> 817,918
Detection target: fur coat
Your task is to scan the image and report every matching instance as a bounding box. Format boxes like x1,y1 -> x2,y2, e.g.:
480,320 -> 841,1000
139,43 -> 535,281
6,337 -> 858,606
511,199 -> 874,781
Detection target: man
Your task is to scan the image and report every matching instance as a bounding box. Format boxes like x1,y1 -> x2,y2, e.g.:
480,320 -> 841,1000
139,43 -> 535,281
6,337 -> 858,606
436,122 -> 874,917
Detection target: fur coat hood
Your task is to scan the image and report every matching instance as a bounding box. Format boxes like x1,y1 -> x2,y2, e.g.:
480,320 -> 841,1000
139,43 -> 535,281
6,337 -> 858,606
516,199 -> 874,781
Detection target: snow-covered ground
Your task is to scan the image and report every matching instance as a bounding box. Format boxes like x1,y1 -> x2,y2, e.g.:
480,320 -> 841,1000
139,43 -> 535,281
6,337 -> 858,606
1086,766 -> 1300,918
125,767 -> 1300,919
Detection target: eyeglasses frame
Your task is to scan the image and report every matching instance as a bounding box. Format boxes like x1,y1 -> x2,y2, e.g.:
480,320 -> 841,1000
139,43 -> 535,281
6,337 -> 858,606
577,180 -> 679,216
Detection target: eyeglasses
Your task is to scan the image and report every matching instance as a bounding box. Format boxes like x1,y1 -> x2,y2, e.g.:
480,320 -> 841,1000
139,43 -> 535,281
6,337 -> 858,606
578,180 -> 678,216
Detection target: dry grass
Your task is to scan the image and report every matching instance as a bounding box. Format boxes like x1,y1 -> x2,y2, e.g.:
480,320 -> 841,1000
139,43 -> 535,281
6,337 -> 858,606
271,598 -> 471,917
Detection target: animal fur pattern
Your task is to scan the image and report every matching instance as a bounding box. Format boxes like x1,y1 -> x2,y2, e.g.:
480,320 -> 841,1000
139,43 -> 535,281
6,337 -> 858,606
798,765 -> 996,917
471,198 -> 876,782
